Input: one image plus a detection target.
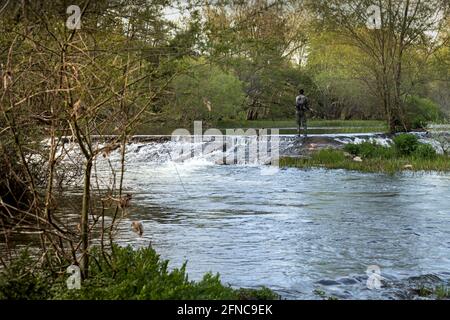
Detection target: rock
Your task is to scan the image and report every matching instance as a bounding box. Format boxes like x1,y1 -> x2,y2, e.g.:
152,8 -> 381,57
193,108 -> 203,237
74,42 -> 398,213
403,164 -> 413,170
353,156 -> 363,162
316,279 -> 340,286
343,152 -> 352,158
337,277 -> 359,285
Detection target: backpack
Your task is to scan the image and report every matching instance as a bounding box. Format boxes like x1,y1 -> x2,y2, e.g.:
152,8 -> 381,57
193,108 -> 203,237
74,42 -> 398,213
296,95 -> 308,112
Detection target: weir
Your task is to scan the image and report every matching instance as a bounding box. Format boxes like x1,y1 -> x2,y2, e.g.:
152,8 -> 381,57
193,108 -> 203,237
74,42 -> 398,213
52,131 -> 449,169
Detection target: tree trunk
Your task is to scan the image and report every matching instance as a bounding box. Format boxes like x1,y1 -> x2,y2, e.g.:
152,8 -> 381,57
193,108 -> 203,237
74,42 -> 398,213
80,159 -> 92,279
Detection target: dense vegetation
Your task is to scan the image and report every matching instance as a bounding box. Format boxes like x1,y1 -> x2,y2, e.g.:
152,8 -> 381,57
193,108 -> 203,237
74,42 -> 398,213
165,0 -> 449,131
0,245 -> 278,300
0,1 -> 443,131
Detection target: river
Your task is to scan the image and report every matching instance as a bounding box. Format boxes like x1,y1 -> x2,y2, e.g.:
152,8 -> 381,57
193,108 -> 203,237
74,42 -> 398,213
97,134 -> 450,299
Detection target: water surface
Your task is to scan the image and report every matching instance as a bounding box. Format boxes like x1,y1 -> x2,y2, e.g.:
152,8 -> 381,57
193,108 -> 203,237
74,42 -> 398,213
111,141 -> 450,299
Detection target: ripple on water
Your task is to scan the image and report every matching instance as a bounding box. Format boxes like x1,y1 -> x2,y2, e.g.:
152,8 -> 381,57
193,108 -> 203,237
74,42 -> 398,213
108,162 -> 450,299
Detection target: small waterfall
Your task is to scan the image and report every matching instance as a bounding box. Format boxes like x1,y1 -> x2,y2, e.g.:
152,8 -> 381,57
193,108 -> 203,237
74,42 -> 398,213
49,131 -> 449,174
115,135 -> 281,166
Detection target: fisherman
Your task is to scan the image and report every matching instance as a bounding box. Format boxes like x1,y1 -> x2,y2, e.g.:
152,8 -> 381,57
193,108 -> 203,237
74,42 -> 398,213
295,89 -> 310,138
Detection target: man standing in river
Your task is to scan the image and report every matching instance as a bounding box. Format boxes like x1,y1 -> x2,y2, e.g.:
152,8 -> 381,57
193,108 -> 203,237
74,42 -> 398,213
295,89 -> 310,138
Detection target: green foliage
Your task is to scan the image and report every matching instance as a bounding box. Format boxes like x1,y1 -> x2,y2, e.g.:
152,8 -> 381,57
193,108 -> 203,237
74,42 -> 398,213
416,285 -> 449,299
343,143 -> 361,156
280,150 -> 450,174
281,135 -> 448,174
306,32 -> 381,120
0,250 -> 52,300
170,59 -> 245,123
358,142 -> 383,158
343,142 -> 394,159
344,136 -> 437,161
413,143 -> 437,160
435,286 -> 450,299
0,245 -> 278,300
235,287 -> 278,300
311,149 -> 346,163
259,67 -> 314,120
216,119 -> 385,129
405,96 -> 445,129
393,134 -> 420,156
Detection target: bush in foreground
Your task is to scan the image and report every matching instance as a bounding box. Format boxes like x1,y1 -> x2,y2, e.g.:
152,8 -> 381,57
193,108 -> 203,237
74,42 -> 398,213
0,245 -> 278,300
0,250 -> 53,300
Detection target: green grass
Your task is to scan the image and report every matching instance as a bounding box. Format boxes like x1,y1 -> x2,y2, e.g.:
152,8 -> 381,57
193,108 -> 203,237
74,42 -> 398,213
134,119 -> 388,135
216,119 -> 387,135
280,149 -> 450,174
127,119 -> 450,135
281,135 -> 450,174
416,286 -> 450,299
216,119 -> 387,129
435,286 -> 450,299
277,127 -> 385,134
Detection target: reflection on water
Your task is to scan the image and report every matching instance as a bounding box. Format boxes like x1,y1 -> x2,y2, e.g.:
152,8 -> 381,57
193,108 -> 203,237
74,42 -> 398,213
113,155 -> 450,299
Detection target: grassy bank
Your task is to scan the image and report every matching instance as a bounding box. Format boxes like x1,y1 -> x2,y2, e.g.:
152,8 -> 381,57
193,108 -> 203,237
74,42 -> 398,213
280,134 -> 450,174
216,119 -> 386,129
0,245 -> 278,300
281,150 -> 450,174
135,119 -> 388,135
216,120 -> 387,134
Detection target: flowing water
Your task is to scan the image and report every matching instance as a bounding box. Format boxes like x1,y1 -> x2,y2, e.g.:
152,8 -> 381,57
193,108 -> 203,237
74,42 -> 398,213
97,134 -> 450,299
5,133 -> 450,299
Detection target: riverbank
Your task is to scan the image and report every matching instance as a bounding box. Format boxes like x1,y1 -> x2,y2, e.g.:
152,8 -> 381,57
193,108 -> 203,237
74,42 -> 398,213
280,149 -> 450,174
215,119 -> 387,134
0,245 -> 278,300
280,134 -> 450,174
136,119 -> 388,135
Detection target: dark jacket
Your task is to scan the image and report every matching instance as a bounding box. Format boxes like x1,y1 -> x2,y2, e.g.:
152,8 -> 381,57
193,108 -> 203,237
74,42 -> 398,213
295,94 -> 310,113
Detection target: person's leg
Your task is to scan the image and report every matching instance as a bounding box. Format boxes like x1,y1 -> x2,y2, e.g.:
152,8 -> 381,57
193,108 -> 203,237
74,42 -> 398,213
296,111 -> 301,135
303,115 -> 308,138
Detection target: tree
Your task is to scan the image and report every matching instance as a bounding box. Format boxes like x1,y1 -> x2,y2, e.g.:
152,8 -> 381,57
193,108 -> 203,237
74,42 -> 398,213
306,31 -> 382,119
309,0 -> 449,132
1,0 -> 181,278
170,58 -> 246,123
203,0 -> 309,120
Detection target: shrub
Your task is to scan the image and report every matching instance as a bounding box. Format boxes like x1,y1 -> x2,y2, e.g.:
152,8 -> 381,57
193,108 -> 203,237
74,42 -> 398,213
0,245 -> 278,300
343,143 -> 360,155
344,142 -> 394,159
393,134 -> 420,156
413,143 -> 437,160
405,95 -> 445,129
53,245 -> 277,300
359,142 -> 384,158
0,250 -> 53,300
